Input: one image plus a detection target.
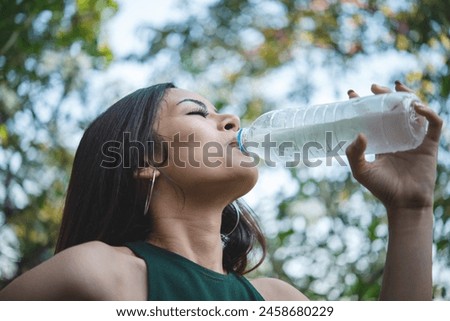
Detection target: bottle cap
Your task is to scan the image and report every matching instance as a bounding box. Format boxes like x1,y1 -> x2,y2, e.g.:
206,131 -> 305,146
236,128 -> 246,153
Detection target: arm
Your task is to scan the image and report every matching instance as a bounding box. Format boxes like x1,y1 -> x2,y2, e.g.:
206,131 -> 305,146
0,241 -> 112,300
380,207 -> 433,300
346,82 -> 442,300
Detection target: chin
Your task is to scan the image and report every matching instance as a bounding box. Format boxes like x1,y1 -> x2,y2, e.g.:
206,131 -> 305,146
231,164 -> 259,198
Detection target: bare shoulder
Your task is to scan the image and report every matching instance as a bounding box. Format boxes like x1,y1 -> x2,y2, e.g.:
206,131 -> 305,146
250,277 -> 309,301
0,241 -> 146,300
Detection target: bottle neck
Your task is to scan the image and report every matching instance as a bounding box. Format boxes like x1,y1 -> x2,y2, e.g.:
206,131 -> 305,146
236,128 -> 247,153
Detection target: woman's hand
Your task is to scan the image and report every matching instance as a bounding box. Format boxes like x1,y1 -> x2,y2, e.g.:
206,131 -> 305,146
346,81 -> 441,300
345,82 -> 443,212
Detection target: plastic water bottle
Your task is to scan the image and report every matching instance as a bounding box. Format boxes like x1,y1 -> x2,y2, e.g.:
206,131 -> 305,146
236,92 -> 427,163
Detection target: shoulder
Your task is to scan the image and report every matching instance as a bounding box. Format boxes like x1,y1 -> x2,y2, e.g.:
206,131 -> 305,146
58,240 -> 127,267
0,241 -> 146,300
250,277 -> 309,301
56,241 -> 147,300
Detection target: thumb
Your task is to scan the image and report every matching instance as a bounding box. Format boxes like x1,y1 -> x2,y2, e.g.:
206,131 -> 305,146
346,134 -> 369,182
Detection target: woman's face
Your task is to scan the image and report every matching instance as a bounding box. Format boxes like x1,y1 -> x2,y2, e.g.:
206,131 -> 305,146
155,88 -> 258,199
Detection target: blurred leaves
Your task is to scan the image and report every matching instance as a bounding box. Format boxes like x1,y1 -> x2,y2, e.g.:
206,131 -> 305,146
1,0 -> 449,300
0,0 -> 117,286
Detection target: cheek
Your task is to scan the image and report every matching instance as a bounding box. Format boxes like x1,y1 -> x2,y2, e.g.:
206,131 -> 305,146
166,146 -> 259,188
170,140 -> 252,171
166,132 -> 213,166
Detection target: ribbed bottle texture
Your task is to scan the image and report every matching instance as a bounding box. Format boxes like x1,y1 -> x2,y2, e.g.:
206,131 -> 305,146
237,92 -> 427,163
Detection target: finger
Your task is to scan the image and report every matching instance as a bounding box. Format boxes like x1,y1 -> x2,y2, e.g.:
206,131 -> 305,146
347,89 -> 359,99
394,80 -> 414,93
414,103 -> 443,142
345,133 -> 369,182
371,83 -> 391,95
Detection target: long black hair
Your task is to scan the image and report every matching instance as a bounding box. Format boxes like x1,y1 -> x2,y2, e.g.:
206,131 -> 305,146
55,83 -> 266,274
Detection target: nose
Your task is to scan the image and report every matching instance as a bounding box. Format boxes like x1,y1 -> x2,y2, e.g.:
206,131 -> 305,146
219,113 -> 240,131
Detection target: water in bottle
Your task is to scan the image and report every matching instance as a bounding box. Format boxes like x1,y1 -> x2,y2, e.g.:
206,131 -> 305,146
236,92 -> 427,164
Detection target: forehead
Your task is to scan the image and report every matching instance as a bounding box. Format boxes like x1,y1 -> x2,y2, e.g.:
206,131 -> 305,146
163,88 -> 208,107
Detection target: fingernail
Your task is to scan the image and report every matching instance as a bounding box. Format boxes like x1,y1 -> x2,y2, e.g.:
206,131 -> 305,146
414,102 -> 426,109
372,83 -> 389,89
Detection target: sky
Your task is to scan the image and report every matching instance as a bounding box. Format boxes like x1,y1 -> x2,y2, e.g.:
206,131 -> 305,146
105,0 -> 418,96
108,0 -> 181,57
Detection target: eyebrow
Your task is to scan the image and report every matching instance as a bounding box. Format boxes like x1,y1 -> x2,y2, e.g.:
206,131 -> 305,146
176,98 -> 218,113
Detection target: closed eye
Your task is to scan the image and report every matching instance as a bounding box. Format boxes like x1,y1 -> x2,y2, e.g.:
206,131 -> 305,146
187,107 -> 209,118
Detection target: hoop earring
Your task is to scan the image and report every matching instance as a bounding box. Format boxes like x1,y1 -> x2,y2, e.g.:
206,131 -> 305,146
223,201 -> 241,237
144,170 -> 157,216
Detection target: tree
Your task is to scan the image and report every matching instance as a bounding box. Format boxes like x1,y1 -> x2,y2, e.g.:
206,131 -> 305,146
1,0 -> 448,300
132,0 -> 450,299
0,0 -> 118,287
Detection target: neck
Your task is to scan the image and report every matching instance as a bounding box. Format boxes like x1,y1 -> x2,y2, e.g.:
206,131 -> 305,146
147,190 -> 231,274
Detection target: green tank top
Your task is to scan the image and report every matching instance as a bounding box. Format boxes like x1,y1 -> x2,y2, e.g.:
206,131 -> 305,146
125,241 -> 264,301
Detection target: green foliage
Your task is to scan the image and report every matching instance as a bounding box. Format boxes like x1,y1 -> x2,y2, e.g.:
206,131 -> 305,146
0,0 -> 118,286
1,0 -> 449,300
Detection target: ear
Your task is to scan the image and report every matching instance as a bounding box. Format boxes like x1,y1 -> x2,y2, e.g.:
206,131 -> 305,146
133,167 -> 160,180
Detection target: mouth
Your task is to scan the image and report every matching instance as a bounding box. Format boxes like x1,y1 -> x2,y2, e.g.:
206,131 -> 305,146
227,140 -> 251,157
228,140 -> 240,149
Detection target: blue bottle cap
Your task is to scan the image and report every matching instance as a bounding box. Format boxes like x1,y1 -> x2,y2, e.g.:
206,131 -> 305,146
236,128 -> 246,153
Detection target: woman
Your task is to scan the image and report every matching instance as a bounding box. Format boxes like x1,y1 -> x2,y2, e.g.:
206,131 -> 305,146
0,81 -> 442,300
